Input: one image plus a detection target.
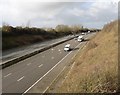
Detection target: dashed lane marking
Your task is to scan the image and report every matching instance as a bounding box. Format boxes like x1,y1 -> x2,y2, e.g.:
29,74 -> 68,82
38,64 -> 43,68
4,73 -> 12,78
17,76 -> 25,82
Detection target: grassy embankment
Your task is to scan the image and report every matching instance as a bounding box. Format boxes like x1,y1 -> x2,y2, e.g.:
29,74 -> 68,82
57,20 -> 118,93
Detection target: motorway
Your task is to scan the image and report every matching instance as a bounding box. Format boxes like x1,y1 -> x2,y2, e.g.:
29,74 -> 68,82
1,35 -> 73,65
2,33 -> 95,94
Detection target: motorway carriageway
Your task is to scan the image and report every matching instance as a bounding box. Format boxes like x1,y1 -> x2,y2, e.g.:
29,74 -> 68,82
2,33 -> 95,94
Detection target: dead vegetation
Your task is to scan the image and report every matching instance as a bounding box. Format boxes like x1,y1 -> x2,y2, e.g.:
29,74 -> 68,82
57,20 -> 118,93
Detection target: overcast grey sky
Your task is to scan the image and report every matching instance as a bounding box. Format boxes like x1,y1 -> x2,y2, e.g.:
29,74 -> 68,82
0,0 -> 118,28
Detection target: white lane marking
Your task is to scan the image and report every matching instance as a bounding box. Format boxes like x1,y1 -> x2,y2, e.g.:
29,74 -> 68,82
71,43 -> 84,60
43,66 -> 66,94
70,62 -> 76,71
51,57 -> 54,59
72,52 -> 77,59
22,43 -> 81,94
62,62 -> 76,84
27,63 -> 31,66
38,64 -> 43,68
4,73 -> 12,78
17,76 -> 25,82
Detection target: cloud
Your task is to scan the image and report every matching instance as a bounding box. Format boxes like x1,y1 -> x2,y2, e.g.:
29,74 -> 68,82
66,2 -> 118,28
0,0 -> 118,28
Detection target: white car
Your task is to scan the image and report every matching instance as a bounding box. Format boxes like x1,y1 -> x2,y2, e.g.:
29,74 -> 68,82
64,44 -> 71,51
78,36 -> 84,42
82,32 -> 87,35
88,31 -> 90,33
81,32 -> 85,35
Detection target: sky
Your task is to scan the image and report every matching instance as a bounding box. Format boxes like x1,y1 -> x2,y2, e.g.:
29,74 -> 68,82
0,0 -> 118,29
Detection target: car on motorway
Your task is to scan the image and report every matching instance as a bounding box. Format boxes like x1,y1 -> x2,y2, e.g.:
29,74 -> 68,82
78,35 -> 84,42
81,32 -> 85,35
64,44 -> 71,51
81,32 -> 87,35
88,31 -> 91,33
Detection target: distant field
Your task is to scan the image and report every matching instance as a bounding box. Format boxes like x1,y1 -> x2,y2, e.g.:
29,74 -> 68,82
56,20 -> 118,93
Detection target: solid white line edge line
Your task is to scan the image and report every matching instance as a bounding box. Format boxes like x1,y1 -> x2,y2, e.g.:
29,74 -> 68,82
22,42 -> 81,94
42,66 -> 66,94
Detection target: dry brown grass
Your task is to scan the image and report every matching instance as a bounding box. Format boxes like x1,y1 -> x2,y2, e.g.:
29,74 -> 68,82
57,20 -> 118,93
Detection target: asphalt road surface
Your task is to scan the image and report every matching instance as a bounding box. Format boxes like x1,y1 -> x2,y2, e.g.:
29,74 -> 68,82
2,33 -> 96,94
1,35 -> 73,65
